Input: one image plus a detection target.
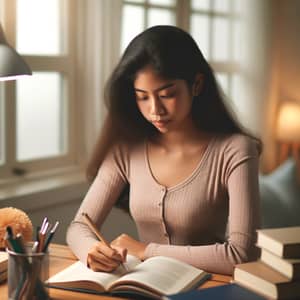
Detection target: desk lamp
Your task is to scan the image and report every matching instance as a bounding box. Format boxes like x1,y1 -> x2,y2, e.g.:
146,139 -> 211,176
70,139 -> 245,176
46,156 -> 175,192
0,23 -> 32,81
276,101 -> 300,178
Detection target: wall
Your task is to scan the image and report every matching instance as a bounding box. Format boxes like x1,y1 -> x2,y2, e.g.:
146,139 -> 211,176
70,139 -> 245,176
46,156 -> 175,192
262,0 -> 300,172
278,1 -> 300,104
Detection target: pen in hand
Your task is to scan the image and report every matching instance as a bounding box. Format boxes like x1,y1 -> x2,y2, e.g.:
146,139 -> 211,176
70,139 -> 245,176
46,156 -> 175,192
81,212 -> 128,271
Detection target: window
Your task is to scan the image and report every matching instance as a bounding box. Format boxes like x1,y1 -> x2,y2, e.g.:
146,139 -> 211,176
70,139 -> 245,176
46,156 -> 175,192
190,0 -> 243,99
0,0 -> 245,186
121,0 -> 177,52
121,0 -> 244,101
0,0 -> 82,182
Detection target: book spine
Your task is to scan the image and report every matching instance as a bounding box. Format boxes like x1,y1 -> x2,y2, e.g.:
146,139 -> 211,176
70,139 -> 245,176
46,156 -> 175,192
294,265 -> 300,280
283,244 -> 300,259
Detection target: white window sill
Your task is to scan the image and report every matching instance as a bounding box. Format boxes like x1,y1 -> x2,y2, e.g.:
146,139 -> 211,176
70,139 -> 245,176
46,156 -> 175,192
0,170 -> 89,210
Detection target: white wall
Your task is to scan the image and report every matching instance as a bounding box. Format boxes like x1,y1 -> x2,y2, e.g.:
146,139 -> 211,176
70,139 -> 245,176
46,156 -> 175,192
278,0 -> 300,103
262,0 -> 300,172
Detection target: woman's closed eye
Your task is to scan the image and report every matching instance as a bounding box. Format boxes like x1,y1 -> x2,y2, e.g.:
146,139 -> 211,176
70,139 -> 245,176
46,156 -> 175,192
136,94 -> 174,101
159,93 -> 175,99
159,87 -> 177,99
136,94 -> 149,101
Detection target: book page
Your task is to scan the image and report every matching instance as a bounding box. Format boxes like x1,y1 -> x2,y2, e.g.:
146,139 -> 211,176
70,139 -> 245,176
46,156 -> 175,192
47,255 -> 141,291
109,256 -> 207,295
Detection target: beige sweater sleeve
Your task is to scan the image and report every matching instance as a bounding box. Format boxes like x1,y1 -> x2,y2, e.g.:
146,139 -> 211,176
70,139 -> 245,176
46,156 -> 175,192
66,146 -> 128,264
144,137 -> 260,275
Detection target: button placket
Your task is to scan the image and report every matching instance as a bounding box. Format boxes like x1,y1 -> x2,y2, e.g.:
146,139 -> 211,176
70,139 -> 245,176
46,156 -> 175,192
158,187 -> 166,208
159,187 -> 170,243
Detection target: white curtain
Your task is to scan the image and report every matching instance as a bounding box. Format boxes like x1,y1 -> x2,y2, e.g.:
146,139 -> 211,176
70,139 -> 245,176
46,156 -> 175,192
234,0 -> 278,172
76,0 -> 123,156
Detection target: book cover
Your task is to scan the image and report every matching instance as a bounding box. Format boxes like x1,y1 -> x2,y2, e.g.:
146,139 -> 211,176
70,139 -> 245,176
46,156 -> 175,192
46,255 -> 210,299
234,261 -> 300,299
257,226 -> 300,258
164,283 -> 266,300
261,248 -> 300,280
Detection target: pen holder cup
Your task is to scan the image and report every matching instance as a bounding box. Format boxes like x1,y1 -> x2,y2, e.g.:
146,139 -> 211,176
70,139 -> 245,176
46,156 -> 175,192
7,246 -> 49,300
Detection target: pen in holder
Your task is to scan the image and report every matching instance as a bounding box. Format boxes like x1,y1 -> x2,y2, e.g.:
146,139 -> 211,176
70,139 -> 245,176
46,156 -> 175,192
7,245 -> 49,300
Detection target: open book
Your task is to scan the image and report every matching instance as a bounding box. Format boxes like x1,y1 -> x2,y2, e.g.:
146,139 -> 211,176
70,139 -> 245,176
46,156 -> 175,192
46,255 -> 210,299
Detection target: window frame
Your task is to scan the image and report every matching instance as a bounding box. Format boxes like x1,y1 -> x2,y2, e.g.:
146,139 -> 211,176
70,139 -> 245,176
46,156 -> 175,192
121,0 -> 183,51
189,0 -> 242,98
0,0 -> 84,184
121,0 -> 242,99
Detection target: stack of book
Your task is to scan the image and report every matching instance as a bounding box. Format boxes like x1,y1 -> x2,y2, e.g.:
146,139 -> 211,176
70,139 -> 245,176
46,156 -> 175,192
234,226 -> 300,299
0,251 -> 8,282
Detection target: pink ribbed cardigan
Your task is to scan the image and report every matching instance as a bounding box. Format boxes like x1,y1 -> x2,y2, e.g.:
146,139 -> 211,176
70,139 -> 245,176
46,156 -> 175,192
67,133 -> 260,274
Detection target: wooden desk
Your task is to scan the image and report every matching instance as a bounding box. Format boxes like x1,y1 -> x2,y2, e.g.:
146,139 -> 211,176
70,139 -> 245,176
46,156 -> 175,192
0,244 -> 231,299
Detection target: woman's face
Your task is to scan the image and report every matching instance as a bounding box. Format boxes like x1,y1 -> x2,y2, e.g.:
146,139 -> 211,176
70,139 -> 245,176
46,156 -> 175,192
134,65 -> 202,133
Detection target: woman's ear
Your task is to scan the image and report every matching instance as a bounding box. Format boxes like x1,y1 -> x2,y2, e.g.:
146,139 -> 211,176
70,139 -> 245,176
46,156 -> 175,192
192,73 -> 204,96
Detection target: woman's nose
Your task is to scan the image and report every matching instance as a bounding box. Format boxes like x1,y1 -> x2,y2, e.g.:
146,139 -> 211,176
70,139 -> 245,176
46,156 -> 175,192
150,97 -> 164,115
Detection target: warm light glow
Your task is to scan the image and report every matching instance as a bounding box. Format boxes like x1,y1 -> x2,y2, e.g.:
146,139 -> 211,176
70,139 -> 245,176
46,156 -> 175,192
277,102 -> 300,142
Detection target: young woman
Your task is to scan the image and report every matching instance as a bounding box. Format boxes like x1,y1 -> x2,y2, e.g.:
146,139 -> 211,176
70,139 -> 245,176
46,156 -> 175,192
67,25 -> 261,275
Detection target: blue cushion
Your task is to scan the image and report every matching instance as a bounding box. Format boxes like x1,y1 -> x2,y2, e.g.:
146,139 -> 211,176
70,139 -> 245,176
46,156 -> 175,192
259,158 -> 300,228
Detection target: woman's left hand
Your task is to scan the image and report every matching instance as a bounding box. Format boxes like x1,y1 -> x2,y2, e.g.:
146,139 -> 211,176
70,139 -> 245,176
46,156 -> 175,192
111,234 -> 147,261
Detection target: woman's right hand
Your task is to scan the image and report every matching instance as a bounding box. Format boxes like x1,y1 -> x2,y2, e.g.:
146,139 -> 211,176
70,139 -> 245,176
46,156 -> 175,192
87,241 -> 127,272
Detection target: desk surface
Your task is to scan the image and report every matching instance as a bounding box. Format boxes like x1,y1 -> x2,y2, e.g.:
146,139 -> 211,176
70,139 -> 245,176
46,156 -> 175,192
0,244 -> 231,299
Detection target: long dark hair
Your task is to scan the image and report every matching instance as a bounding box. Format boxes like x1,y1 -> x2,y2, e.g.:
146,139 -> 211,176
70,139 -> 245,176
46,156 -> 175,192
87,25 -> 261,183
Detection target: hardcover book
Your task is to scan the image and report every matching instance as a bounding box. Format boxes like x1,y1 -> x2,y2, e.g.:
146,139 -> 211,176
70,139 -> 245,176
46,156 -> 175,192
257,227 -> 300,258
261,248 -> 300,280
46,255 -> 210,299
164,283 -> 265,300
234,261 -> 300,299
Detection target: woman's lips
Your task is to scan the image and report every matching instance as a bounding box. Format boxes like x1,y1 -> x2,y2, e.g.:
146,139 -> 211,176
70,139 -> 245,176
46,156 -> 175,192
152,120 -> 170,127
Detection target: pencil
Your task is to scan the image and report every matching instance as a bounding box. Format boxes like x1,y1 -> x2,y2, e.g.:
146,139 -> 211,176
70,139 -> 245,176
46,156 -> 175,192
81,212 -> 128,271
82,213 -> 110,247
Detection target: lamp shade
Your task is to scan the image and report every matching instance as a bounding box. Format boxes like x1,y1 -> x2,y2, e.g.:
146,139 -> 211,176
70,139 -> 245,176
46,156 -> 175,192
277,102 -> 300,142
0,23 -> 32,81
